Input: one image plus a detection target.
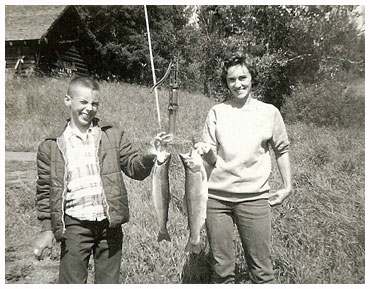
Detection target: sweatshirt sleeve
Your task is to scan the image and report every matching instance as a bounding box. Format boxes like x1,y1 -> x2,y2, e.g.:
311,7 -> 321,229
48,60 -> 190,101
201,108 -> 218,151
271,107 -> 290,156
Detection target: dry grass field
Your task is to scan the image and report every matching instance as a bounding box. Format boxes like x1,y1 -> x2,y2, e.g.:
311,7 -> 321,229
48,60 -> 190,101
4,76 -> 365,283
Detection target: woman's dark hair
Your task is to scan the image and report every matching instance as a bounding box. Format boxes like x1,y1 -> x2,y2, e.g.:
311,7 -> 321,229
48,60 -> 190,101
221,51 -> 253,89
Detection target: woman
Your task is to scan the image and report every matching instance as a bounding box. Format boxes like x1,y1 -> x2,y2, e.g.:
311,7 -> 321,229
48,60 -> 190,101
195,52 -> 292,283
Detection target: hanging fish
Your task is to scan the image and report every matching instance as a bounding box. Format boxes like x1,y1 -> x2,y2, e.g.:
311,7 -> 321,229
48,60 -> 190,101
179,149 -> 208,254
152,151 -> 171,242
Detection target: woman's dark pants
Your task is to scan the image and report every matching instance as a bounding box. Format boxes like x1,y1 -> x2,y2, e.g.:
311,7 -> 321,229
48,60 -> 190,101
206,198 -> 274,284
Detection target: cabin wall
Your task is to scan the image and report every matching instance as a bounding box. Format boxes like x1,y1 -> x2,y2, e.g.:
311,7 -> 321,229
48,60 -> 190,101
5,40 -> 39,74
41,8 -> 90,76
5,7 -> 94,76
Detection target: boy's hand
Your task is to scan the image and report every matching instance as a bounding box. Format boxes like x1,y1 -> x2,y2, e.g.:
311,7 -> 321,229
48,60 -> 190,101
149,132 -> 173,154
268,188 -> 292,207
32,230 -> 55,260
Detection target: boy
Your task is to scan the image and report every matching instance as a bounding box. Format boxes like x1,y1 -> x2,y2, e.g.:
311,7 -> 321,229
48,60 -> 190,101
32,76 -> 171,283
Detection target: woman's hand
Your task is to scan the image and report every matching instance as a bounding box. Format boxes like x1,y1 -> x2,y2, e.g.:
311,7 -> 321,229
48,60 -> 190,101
271,152 -> 292,206
194,142 -> 218,167
194,142 -> 211,155
268,188 -> 292,207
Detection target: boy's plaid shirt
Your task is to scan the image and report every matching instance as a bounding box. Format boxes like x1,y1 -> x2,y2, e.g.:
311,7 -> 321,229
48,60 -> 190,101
63,124 -> 107,221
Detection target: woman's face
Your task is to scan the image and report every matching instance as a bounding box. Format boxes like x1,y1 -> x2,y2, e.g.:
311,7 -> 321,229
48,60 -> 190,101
226,64 -> 252,101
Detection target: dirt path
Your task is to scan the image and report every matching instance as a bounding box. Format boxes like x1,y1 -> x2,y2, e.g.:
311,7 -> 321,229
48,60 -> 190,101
5,151 -> 36,162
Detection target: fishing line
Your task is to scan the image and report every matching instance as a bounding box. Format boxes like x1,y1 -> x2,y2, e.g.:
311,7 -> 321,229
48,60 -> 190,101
144,5 -> 161,130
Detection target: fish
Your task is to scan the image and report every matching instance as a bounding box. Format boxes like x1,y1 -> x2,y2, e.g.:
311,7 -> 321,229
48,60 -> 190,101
179,149 -> 208,254
152,151 -> 171,242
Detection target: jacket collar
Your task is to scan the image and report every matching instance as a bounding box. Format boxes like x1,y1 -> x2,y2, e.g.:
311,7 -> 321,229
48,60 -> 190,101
45,118 -> 113,140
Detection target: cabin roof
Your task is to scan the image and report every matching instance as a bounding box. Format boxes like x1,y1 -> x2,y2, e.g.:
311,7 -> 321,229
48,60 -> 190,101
5,5 -> 69,41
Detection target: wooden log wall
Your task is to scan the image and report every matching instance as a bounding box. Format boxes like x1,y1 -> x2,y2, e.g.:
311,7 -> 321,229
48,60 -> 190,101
59,45 -> 89,75
5,41 -> 37,73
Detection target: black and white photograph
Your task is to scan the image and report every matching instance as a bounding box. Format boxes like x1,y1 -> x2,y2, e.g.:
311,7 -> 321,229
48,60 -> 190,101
2,1 -> 366,285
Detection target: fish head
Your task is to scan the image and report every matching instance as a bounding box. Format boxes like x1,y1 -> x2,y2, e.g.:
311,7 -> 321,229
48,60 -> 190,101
156,150 -> 171,165
179,149 -> 202,172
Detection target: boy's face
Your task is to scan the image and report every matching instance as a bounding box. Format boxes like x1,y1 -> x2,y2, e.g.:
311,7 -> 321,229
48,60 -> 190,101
65,85 -> 100,130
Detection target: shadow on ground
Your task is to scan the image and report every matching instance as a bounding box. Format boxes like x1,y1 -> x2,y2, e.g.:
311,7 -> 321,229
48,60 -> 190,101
181,249 -> 211,283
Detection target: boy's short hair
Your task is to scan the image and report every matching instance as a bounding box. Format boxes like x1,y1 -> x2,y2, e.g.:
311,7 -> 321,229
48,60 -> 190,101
67,76 -> 100,96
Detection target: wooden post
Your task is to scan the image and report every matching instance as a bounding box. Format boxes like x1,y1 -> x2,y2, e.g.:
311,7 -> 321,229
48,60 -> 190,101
168,57 -> 179,137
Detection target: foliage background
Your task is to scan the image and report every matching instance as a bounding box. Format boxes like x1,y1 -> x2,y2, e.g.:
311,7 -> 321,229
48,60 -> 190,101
76,5 -> 364,109
5,4 -> 365,284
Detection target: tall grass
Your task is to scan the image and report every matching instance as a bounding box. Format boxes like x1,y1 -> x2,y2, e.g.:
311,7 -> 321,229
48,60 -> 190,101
5,76 -> 213,151
5,76 -> 364,283
270,123 -> 364,283
282,79 -> 365,128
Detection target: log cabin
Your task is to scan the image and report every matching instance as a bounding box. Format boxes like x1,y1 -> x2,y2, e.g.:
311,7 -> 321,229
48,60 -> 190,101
5,5 -> 100,76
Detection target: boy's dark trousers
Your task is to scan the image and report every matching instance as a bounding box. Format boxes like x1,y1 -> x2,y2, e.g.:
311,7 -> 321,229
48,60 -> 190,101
59,214 -> 123,284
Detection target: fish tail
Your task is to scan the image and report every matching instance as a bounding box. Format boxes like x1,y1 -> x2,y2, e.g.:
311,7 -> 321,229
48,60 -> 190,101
157,228 -> 171,242
185,238 -> 202,254
182,194 -> 188,216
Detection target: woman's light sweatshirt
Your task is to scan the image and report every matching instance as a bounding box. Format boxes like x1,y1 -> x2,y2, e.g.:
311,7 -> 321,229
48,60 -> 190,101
202,97 -> 290,202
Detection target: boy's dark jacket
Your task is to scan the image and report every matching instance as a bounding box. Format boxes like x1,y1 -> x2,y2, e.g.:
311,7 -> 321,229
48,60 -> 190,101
36,118 -> 155,241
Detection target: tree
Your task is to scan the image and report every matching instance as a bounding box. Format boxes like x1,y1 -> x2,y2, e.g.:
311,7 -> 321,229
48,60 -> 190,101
77,5 -> 192,85
75,4 -> 364,103
196,5 -> 293,108
286,5 -> 364,82
195,5 -> 364,108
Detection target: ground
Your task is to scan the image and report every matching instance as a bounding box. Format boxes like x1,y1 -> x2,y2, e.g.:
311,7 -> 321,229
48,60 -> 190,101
5,152 -> 100,283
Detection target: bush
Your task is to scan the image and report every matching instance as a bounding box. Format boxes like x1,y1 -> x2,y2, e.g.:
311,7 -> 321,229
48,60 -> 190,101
203,42 -> 291,108
282,78 -> 364,128
253,53 -> 291,109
